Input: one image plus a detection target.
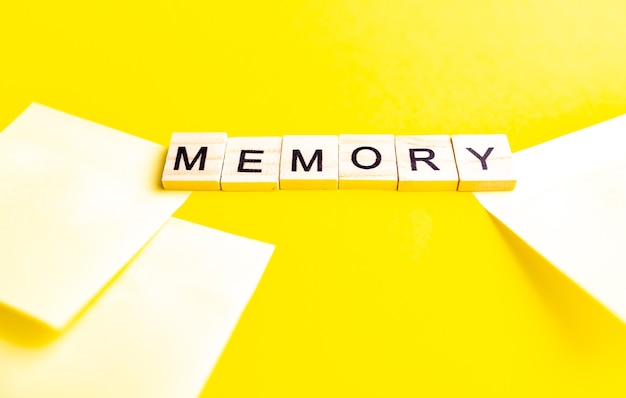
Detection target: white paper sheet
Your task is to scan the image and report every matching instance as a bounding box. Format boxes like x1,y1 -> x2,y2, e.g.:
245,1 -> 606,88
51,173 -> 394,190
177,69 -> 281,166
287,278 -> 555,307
474,115 -> 626,321
0,217 -> 274,398
0,103 -> 189,329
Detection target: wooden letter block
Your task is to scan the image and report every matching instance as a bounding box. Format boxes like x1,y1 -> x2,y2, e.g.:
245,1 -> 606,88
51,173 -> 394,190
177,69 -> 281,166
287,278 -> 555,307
395,135 -> 459,191
451,134 -> 516,191
220,137 -> 282,191
161,132 -> 227,190
339,134 -> 398,190
280,135 -> 338,190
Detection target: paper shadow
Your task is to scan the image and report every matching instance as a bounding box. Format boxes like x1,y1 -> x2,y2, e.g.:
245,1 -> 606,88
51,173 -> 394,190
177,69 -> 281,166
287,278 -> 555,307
488,213 -> 626,343
0,302 -> 59,347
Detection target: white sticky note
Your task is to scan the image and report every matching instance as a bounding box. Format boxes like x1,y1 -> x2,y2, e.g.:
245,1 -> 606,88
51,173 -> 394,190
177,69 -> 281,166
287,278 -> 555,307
0,103 -> 189,329
0,218 -> 274,397
474,115 -> 626,321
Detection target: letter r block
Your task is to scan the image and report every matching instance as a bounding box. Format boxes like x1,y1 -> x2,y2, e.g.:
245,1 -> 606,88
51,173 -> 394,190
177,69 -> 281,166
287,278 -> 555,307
280,135 -> 338,190
161,132 -> 228,190
395,135 -> 459,191
339,134 -> 398,190
451,134 -> 516,191
221,137 -> 282,191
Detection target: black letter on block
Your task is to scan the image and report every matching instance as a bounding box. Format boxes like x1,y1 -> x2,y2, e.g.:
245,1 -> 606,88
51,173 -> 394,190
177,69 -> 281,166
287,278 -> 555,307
238,150 -> 264,173
466,147 -> 494,170
292,149 -> 323,172
174,146 -> 207,170
409,148 -> 439,171
351,146 -> 381,170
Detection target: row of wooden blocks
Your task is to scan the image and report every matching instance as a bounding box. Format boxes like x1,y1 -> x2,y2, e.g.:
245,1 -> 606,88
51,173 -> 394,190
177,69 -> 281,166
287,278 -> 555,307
161,133 -> 516,191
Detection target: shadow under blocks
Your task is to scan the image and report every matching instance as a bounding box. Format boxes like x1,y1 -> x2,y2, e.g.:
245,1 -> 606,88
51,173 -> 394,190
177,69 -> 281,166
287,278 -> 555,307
161,133 -> 516,192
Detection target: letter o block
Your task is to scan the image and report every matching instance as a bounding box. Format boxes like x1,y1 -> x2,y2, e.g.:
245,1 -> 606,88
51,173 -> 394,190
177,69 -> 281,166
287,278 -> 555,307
395,135 -> 459,191
339,134 -> 398,190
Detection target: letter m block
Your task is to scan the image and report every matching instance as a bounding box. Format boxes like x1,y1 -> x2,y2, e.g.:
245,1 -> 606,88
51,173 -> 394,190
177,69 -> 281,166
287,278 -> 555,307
161,133 -> 228,190
279,135 -> 339,190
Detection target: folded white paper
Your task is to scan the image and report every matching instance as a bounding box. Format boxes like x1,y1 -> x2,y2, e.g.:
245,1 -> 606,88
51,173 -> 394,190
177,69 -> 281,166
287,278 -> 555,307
0,217 -> 274,398
474,115 -> 626,320
0,104 -> 189,329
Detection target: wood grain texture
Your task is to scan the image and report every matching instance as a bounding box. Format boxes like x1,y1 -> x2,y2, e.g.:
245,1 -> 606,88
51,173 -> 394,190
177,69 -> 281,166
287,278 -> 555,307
396,135 -> 459,191
220,137 -> 282,191
452,134 -> 516,191
280,135 -> 338,190
338,134 -> 398,190
161,132 -> 227,191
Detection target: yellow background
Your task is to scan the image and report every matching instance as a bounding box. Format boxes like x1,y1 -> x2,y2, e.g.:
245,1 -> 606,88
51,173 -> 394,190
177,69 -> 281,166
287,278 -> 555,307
2,1 -> 626,396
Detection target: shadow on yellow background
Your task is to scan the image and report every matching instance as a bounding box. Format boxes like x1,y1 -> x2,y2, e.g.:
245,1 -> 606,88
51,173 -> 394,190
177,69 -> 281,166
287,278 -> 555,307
491,216 -> 626,347
2,0 -> 626,396
0,304 -> 59,347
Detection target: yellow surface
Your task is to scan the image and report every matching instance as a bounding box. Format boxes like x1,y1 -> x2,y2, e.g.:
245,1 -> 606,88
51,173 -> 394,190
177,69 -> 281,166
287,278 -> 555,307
2,1 -> 626,396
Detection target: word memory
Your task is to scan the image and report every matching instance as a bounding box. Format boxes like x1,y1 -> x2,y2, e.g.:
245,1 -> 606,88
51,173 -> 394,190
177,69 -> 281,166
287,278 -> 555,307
161,134 -> 516,191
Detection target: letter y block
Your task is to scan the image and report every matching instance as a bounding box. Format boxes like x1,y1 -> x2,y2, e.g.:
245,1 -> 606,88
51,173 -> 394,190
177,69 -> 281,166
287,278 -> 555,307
451,134 -> 516,191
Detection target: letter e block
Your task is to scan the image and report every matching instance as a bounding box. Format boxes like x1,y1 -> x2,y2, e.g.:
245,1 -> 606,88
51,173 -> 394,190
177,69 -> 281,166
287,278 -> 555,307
280,135 -> 338,190
451,134 -> 516,191
221,137 -> 282,191
161,132 -> 227,190
396,135 -> 459,191
339,134 -> 398,190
